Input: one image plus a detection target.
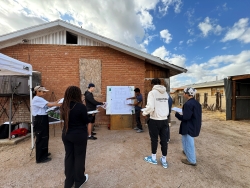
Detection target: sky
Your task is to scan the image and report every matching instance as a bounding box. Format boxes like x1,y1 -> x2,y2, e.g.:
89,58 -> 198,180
1,0 -> 250,88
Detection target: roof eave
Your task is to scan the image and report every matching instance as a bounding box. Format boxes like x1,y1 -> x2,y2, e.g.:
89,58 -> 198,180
0,20 -> 187,76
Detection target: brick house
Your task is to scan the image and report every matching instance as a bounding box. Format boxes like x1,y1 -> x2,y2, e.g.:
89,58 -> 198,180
171,80 -> 226,111
0,20 -> 186,125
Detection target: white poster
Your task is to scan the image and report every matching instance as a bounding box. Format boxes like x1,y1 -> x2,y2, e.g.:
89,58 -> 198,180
106,86 -> 134,115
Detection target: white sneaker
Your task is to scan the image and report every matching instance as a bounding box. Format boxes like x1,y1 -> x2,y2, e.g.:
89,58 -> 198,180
160,157 -> 168,169
136,129 -> 143,133
79,174 -> 88,188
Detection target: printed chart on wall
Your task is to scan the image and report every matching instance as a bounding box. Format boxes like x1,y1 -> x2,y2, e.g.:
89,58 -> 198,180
106,86 -> 135,115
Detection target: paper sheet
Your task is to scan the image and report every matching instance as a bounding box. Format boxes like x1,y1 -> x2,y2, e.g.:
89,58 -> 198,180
125,99 -> 133,105
87,110 -> 99,114
58,98 -> 64,104
97,102 -> 107,110
171,107 -> 182,113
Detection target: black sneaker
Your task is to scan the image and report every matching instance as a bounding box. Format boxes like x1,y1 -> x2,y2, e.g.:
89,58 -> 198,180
88,136 -> 97,140
91,132 -> 96,135
36,157 -> 51,164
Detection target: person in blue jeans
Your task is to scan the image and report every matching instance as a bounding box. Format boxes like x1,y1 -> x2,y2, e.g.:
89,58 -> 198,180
167,94 -> 173,143
127,88 -> 143,133
175,87 -> 202,166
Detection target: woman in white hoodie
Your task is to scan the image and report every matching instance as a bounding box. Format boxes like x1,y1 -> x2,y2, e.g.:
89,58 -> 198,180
142,78 -> 170,169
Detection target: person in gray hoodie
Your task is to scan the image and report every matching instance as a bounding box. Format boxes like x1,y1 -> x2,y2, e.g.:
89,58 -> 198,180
142,78 -> 170,169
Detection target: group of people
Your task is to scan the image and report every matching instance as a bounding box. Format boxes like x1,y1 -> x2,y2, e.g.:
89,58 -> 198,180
32,83 -> 103,188
31,78 -> 202,188
141,79 -> 202,168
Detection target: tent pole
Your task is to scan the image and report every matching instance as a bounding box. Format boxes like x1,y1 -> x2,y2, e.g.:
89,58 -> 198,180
29,75 -> 34,149
9,96 -> 12,139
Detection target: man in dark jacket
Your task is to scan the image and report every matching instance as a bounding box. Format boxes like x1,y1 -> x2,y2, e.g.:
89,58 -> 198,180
175,87 -> 202,166
84,83 -> 104,140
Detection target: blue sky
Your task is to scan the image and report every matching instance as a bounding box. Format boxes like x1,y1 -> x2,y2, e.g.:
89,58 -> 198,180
1,0 -> 250,88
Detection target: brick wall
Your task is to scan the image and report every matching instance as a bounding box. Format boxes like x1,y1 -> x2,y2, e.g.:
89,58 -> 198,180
0,44 -> 145,125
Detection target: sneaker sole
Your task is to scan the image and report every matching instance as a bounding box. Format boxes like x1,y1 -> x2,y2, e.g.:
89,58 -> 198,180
144,158 -> 157,165
162,165 -> 168,168
160,158 -> 168,168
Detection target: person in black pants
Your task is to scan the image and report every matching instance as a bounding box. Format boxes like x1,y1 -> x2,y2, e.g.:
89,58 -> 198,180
84,83 -> 105,140
32,86 -> 61,163
142,78 -> 170,169
127,88 -> 143,133
61,86 -> 89,188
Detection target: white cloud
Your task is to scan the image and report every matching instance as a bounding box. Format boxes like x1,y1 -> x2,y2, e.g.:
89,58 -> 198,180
222,18 -> 250,43
187,28 -> 195,35
222,47 -> 227,50
198,17 -> 223,37
187,38 -> 196,45
171,50 -> 250,87
137,9 -> 155,30
158,0 -> 183,16
205,46 -> 210,49
0,0 -> 164,50
140,34 -> 157,51
152,46 -> 170,59
185,8 -> 195,26
214,25 -> 223,35
168,54 -> 186,67
198,17 -> 212,37
160,29 -> 172,44
151,46 -> 186,67
179,41 -> 183,45
222,3 -> 229,11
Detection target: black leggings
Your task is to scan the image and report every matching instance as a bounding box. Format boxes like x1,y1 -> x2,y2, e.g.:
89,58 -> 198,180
148,119 -> 169,156
34,115 -> 49,162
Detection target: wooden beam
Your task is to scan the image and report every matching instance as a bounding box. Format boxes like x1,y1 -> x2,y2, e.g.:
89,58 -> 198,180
232,80 -> 236,120
232,74 -> 250,80
236,96 -> 250,99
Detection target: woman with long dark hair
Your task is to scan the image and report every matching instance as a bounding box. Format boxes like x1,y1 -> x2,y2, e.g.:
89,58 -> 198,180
32,86 -> 61,163
61,86 -> 89,188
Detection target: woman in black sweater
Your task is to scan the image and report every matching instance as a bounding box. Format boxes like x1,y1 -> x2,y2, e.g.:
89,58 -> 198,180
61,86 -> 89,188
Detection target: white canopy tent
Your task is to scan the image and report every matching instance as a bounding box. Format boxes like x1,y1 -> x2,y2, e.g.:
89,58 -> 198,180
0,53 -> 34,148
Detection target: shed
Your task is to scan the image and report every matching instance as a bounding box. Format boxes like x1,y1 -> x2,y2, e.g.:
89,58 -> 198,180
224,74 -> 250,120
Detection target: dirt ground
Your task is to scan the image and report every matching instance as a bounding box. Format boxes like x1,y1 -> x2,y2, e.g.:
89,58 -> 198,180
0,111 -> 250,188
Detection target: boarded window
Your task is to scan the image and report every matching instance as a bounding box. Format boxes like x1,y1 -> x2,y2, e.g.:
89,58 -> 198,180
79,59 -> 102,97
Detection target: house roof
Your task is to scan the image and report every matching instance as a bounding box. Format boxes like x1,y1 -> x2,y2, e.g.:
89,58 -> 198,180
0,19 -> 186,77
177,79 -> 224,89
228,74 -> 250,81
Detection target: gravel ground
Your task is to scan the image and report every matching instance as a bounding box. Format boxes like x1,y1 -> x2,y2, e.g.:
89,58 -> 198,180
0,111 -> 250,188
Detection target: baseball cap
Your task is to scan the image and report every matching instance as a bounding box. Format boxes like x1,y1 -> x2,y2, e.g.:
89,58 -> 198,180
184,87 -> 196,96
88,83 -> 95,88
34,86 -> 49,92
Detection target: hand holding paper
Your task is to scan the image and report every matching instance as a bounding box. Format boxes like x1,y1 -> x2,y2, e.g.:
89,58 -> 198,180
125,99 -> 133,105
97,102 -> 107,110
171,107 -> 182,114
58,98 -> 64,104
